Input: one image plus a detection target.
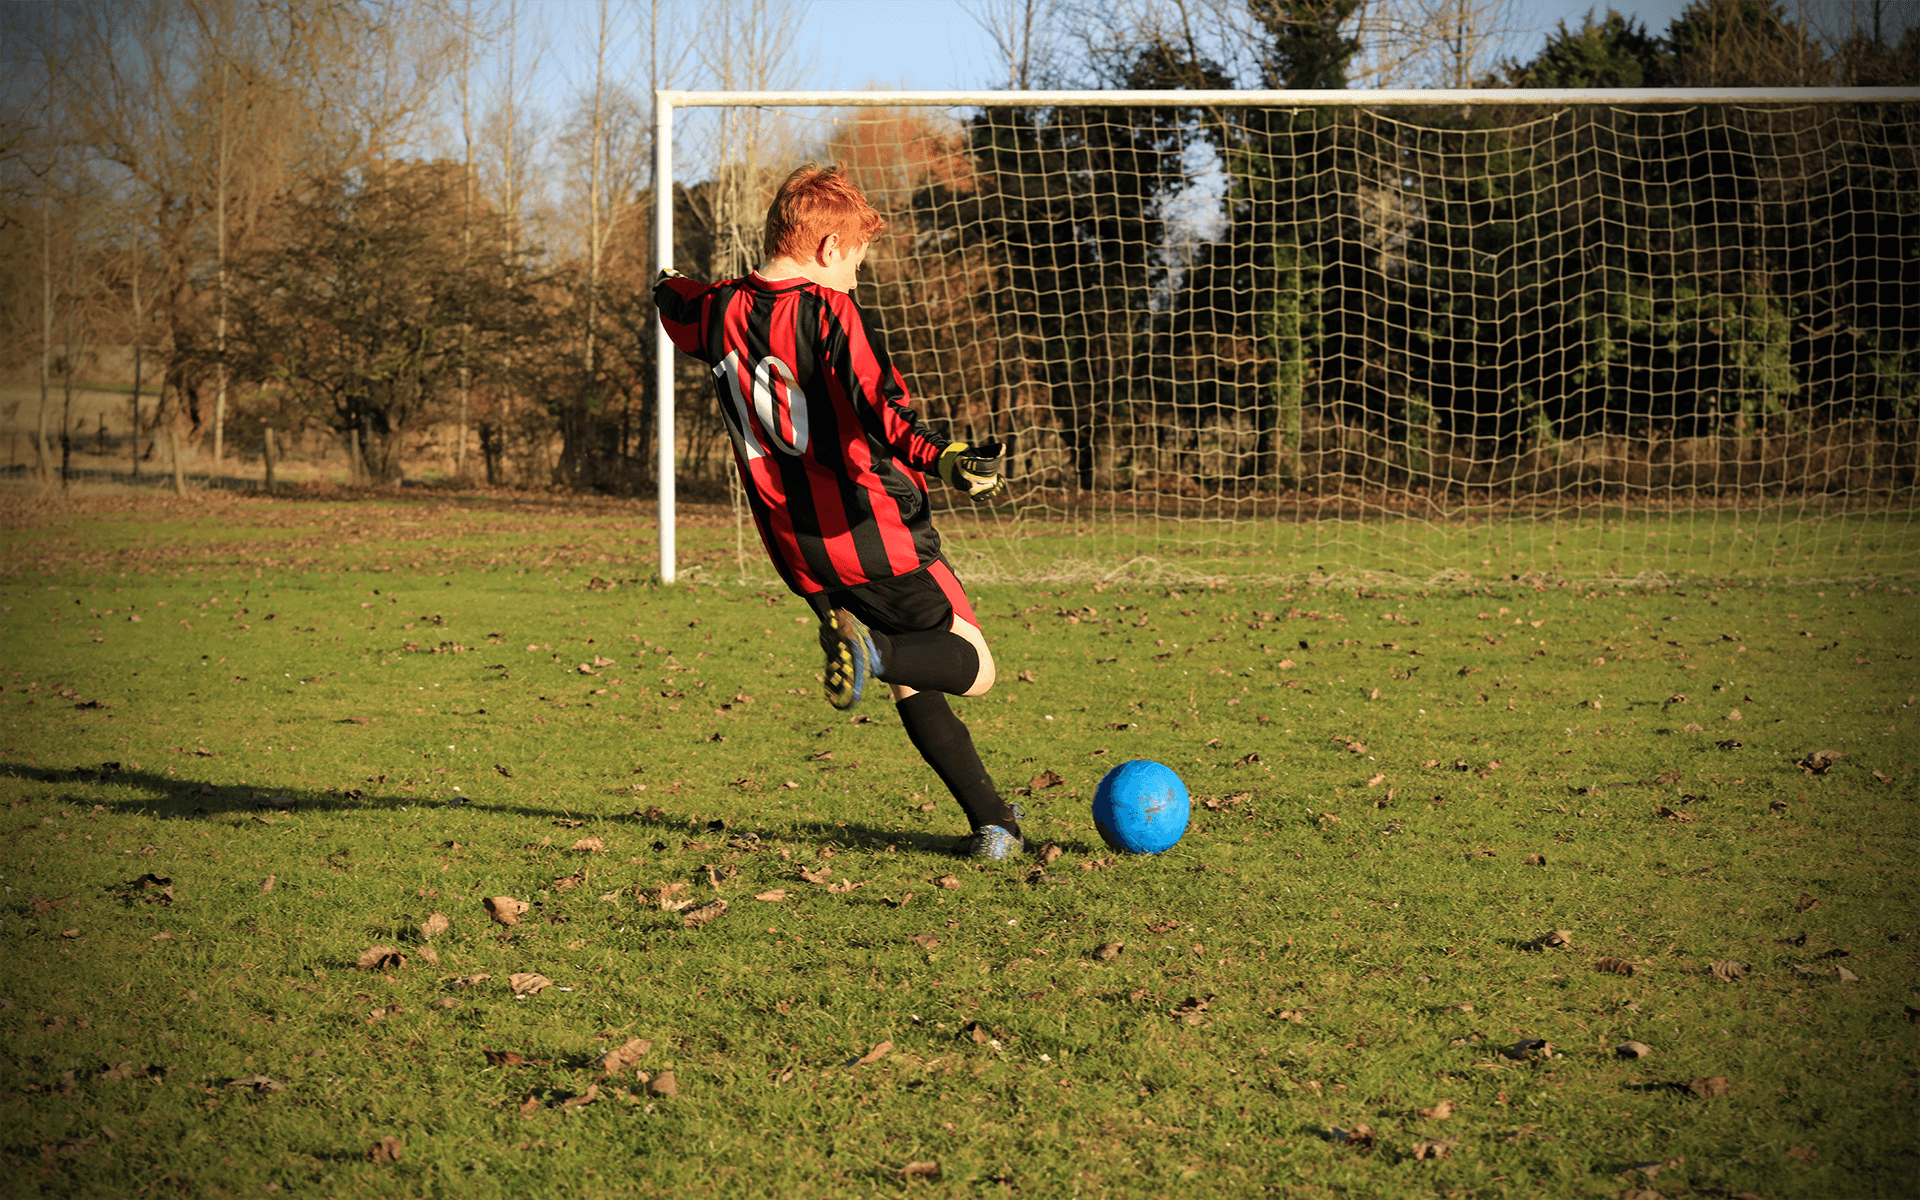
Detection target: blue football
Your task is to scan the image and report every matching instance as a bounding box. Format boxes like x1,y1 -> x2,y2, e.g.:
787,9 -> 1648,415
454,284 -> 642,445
1091,760 -> 1190,855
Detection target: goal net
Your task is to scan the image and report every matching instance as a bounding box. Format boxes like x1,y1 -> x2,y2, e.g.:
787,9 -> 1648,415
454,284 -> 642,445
653,89 -> 1920,589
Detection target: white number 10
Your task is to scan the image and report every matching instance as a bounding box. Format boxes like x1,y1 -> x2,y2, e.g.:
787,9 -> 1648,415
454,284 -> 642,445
715,350 -> 807,459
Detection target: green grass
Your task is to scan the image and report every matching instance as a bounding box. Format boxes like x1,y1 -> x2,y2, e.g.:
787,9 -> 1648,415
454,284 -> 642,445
3,490 -> 1918,1198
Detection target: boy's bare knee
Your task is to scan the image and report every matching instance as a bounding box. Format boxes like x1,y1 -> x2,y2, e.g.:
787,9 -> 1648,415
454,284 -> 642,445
954,618 -> 995,697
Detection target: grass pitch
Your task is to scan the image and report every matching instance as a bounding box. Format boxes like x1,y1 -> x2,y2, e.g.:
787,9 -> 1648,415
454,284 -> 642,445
2,489 -> 1917,1199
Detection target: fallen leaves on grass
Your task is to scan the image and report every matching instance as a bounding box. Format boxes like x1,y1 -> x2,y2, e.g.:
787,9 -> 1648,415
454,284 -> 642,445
1706,960 -> 1749,982
1416,1100 -> 1454,1120
958,1021 -> 991,1044
595,1038 -> 652,1078
682,899 -> 728,929
570,837 -> 606,853
933,875 -> 960,891
1029,769 -> 1064,790
226,1074 -> 285,1093
798,866 -> 832,885
1524,930 -> 1573,951
1411,1136 -> 1458,1161
1616,1041 -> 1654,1059
1794,891 -> 1821,912
852,1040 -> 893,1066
508,973 -> 553,997
900,1161 -> 940,1179
420,912 -> 450,939
1595,956 -> 1636,976
484,896 -> 529,926
484,1049 -> 538,1066
1328,1123 -> 1375,1149
1797,749 -> 1843,775
1093,942 -> 1125,960
1170,995 -> 1213,1025
1040,842 -> 1064,865
1688,1075 -> 1729,1099
365,1136 -> 403,1163
356,946 -> 406,971
907,934 -> 940,949
1501,1038 -> 1555,1061
1654,805 -> 1696,822
754,889 -> 788,902
646,1070 -> 679,1098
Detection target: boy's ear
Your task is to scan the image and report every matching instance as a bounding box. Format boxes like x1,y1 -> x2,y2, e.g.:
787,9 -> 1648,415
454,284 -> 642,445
813,232 -> 839,266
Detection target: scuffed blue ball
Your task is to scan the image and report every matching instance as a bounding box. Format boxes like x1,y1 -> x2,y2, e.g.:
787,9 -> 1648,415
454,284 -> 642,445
1092,760 -> 1190,855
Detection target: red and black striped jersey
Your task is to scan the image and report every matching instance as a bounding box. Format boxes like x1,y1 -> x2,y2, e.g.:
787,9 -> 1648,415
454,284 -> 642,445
654,270 -> 952,595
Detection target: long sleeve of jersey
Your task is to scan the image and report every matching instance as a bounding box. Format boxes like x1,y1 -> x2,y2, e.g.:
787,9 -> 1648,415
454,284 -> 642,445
654,270 -> 952,594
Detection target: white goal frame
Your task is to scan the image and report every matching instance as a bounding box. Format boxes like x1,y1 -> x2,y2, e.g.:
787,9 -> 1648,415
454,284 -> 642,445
652,87 -> 1920,585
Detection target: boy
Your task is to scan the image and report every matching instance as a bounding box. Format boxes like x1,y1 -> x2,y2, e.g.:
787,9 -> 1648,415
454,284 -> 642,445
654,163 -> 1026,859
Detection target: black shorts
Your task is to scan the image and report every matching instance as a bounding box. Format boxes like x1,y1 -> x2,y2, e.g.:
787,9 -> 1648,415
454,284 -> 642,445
805,559 -> 978,636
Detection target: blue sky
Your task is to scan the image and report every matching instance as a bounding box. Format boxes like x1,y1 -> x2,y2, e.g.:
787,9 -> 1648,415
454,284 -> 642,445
775,0 -> 1699,91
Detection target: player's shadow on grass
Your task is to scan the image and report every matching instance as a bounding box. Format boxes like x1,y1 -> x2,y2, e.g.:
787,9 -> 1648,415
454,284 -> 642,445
0,761 -> 418,819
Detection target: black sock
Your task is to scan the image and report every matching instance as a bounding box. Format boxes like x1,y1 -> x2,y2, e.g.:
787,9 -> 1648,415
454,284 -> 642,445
869,629 -> 979,695
895,691 -> 1019,836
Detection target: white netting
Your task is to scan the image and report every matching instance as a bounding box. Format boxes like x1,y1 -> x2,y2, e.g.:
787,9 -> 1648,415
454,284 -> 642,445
666,95 -> 1920,587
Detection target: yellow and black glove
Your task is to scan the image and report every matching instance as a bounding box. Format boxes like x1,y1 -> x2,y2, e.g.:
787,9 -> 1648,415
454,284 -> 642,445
937,439 -> 1009,501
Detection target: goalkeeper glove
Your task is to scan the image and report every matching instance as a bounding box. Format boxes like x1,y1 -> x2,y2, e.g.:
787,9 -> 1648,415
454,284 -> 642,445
937,439 -> 1009,501
657,266 -> 684,283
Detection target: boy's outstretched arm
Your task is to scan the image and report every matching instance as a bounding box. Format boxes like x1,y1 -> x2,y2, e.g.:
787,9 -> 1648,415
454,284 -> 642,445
653,268 -> 713,360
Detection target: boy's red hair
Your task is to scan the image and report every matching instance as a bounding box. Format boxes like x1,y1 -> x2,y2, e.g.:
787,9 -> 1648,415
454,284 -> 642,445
762,163 -> 886,263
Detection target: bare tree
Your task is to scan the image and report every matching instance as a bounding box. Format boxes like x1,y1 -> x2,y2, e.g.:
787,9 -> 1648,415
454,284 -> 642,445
963,0 -> 1066,88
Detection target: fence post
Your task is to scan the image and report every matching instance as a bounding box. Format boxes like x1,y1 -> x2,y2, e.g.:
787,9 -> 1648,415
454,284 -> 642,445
263,426 -> 276,492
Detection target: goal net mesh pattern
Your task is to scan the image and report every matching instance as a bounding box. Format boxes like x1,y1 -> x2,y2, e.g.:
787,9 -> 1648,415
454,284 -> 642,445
672,98 -> 1920,588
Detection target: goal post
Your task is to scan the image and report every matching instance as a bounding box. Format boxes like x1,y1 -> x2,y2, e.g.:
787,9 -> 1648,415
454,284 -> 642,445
652,87 -> 1920,588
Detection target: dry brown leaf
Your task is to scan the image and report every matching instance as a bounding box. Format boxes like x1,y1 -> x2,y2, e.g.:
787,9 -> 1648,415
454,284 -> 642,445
1029,769 -> 1065,790
1040,842 -> 1064,865
417,946 -> 440,967
1526,930 -> 1573,951
365,1136 -> 403,1164
1365,773 -> 1387,787
1687,1074 -> 1729,1099
1615,1040 -> 1654,1059
1416,1100 -> 1454,1120
907,933 -> 940,949
1595,956 -> 1636,976
509,972 -> 553,997
1707,959 -> 1749,982
853,1040 -> 894,1066
356,946 -> 407,971
1502,1038 -> 1554,1060
483,1049 -> 538,1066
1330,1123 -> 1376,1148
226,1074 -> 285,1093
1794,891 -> 1821,912
1095,942 -> 1125,960
557,1083 -> 600,1110
1836,965 -> 1860,983
1797,749 -> 1843,775
933,875 -> 960,890
826,879 -> 865,894
959,1020 -> 990,1044
484,896 -> 529,926
1411,1136 -> 1458,1161
646,1070 -> 679,1098
570,836 -> 606,853
754,889 -> 788,903
900,1161 -> 940,1179
798,867 -> 833,885
1655,805 -> 1696,822
682,899 -> 728,929
596,1038 -> 653,1077
420,912 -> 450,940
